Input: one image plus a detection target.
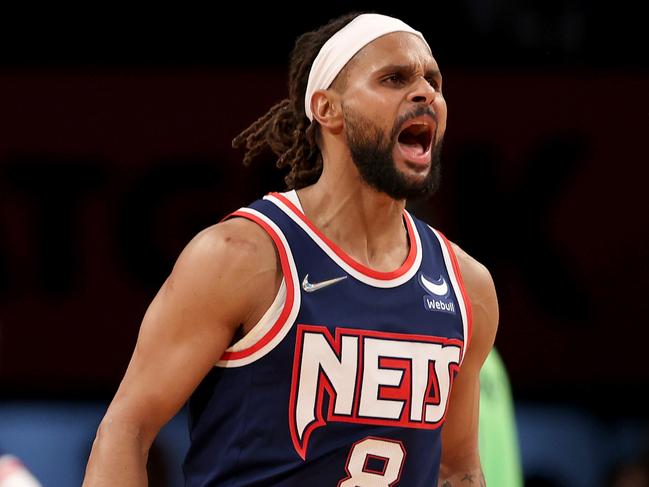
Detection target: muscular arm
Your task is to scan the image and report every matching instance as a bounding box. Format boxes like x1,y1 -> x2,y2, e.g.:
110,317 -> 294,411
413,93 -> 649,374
438,244 -> 499,486
82,218 -> 280,487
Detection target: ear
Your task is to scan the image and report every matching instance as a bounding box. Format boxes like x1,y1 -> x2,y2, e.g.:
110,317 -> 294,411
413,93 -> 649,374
310,89 -> 344,134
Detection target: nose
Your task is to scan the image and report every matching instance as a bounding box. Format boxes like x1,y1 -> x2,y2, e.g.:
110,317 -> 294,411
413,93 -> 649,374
408,77 -> 437,105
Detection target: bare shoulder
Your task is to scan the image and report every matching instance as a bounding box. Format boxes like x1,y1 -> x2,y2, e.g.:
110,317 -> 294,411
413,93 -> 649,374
449,241 -> 498,367
173,217 -> 279,283
179,216 -> 278,262
449,242 -> 496,307
166,216 -> 281,329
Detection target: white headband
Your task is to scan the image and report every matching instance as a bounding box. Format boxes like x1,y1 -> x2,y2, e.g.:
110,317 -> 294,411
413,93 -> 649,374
304,13 -> 430,121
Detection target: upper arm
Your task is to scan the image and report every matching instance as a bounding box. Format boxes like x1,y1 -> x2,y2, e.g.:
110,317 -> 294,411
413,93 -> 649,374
441,243 -> 499,471
99,217 -> 280,447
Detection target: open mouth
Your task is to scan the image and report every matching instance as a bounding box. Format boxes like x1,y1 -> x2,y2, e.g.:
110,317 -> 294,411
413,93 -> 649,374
397,122 -> 433,156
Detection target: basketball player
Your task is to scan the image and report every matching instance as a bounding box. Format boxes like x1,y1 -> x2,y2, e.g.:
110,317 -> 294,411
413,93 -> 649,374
83,12 -> 498,486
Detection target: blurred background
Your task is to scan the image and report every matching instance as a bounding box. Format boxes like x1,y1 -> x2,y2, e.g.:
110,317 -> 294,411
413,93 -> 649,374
1,1 -> 648,486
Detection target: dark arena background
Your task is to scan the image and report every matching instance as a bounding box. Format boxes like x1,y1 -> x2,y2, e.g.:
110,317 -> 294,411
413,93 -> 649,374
1,2 -> 647,486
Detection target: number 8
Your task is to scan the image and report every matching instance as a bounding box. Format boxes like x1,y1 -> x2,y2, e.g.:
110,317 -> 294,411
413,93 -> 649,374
338,437 -> 406,487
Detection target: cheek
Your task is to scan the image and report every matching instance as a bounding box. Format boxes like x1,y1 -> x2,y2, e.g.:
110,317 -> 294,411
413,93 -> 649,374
435,97 -> 448,136
345,87 -> 395,125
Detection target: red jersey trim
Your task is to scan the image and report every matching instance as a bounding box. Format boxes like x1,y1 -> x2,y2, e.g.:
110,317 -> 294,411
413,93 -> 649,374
268,192 -> 418,281
436,232 -> 473,350
218,209 -> 296,362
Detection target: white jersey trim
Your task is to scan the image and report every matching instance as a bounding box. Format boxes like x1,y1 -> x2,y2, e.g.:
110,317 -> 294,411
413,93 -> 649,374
225,279 -> 286,353
215,208 -> 301,368
428,226 -> 469,364
264,191 -> 422,288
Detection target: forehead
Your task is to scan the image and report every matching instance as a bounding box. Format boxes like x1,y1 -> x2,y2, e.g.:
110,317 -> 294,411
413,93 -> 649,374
347,32 -> 439,76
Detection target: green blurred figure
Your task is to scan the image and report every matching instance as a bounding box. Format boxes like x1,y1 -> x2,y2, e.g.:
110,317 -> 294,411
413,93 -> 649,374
479,348 -> 524,486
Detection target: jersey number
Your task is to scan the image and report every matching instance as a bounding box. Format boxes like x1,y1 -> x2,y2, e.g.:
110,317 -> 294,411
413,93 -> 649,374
338,437 -> 406,487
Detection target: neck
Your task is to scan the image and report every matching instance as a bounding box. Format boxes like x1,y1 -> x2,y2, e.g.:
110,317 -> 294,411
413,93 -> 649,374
296,152 -> 409,272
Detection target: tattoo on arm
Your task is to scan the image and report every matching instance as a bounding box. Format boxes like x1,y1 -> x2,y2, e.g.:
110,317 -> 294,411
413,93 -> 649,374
440,470 -> 485,486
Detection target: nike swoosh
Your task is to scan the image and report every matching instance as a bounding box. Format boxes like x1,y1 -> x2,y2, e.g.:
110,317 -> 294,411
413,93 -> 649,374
302,274 -> 348,293
420,274 -> 449,296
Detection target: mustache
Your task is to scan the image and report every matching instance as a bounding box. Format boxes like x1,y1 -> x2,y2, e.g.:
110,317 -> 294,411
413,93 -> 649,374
391,105 -> 438,140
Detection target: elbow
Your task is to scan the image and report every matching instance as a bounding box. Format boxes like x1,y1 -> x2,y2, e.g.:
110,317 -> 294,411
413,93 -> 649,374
93,414 -> 152,457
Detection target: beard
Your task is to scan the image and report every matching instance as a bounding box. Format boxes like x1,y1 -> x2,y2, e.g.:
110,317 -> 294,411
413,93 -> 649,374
343,104 -> 442,201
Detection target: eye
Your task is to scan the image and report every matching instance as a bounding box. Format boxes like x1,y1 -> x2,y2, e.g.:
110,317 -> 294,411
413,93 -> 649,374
383,73 -> 406,85
425,77 -> 441,90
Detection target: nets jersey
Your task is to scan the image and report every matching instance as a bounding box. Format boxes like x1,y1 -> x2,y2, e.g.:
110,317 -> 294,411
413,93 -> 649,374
183,191 -> 472,487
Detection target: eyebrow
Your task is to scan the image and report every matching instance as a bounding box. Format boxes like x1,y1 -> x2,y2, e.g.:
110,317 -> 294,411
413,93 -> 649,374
377,64 -> 441,80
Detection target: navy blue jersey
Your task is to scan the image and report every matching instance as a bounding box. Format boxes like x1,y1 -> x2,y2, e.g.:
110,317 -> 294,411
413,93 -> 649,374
183,191 -> 472,486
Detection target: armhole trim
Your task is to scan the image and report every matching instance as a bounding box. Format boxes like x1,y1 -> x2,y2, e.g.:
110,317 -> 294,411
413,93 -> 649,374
216,208 -> 301,368
428,226 -> 473,364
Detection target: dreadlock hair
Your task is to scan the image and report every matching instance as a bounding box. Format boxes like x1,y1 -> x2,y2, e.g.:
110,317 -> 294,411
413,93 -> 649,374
231,12 -> 363,190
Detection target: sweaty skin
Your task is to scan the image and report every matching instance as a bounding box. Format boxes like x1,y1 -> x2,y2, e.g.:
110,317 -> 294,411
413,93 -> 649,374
82,32 -> 497,486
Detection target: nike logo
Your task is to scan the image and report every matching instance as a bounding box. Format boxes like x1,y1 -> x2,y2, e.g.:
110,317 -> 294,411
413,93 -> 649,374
302,274 -> 348,293
419,273 -> 449,297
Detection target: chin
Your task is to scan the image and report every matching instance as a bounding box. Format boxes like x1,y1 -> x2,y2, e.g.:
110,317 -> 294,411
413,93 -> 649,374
398,159 -> 431,178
